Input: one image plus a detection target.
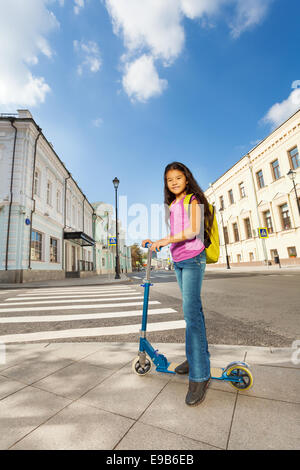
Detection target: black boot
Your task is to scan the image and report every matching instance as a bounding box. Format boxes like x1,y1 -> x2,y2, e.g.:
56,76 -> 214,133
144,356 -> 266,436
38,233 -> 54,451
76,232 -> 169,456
185,378 -> 211,406
175,360 -> 189,375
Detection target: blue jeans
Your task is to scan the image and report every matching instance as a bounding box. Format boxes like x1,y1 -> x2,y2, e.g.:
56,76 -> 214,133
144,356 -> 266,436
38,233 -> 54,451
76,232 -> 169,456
174,251 -> 210,382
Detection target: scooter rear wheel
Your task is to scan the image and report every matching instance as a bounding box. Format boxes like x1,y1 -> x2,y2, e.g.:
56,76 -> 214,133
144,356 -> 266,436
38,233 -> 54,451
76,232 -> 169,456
226,365 -> 254,391
132,357 -> 152,376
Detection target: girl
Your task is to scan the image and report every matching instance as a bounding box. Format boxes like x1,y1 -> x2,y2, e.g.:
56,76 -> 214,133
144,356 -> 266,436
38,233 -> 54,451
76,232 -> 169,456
142,162 -> 214,406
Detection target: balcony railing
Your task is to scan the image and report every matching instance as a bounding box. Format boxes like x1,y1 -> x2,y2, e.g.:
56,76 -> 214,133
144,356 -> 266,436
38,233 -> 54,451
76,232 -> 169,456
78,260 -> 94,272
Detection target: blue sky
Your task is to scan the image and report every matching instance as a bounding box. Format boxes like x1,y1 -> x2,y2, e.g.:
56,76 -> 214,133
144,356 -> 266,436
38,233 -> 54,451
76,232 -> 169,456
1,0 -> 300,244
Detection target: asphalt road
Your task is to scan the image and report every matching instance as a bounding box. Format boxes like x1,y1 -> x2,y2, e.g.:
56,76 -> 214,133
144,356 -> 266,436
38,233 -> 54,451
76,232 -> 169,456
0,270 -> 298,347
127,269 -> 300,348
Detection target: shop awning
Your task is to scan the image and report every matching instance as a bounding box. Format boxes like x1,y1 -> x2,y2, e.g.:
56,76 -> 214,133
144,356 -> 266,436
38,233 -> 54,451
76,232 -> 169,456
64,231 -> 95,247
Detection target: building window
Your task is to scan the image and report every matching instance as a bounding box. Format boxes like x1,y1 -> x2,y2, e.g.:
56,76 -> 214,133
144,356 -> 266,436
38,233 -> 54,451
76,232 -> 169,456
34,170 -> 40,196
237,254 -> 242,263
56,190 -> 61,213
289,146 -> 299,170
102,258 -> 105,267
270,249 -> 278,260
271,159 -> 281,180
223,226 -> 229,245
249,252 -> 254,262
287,246 -> 297,258
47,180 -> 52,206
256,170 -> 265,189
233,223 -> 239,242
219,196 -> 224,210
244,218 -> 252,239
279,203 -> 291,230
50,237 -> 58,263
239,182 -> 246,198
228,189 -> 234,205
263,210 -> 274,234
31,230 -> 42,261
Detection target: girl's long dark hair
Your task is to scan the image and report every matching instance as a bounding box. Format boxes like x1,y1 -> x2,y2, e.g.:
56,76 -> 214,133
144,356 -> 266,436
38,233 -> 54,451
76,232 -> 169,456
164,162 -> 214,240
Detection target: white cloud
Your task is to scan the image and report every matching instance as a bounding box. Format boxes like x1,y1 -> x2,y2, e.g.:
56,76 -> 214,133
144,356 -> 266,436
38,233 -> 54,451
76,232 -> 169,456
92,117 -> 103,127
123,55 -> 168,103
292,80 -> 300,90
74,40 -> 102,75
0,0 -> 59,109
105,0 -> 274,103
230,0 -> 273,38
180,0 -> 227,19
262,84 -> 300,129
74,0 -> 85,15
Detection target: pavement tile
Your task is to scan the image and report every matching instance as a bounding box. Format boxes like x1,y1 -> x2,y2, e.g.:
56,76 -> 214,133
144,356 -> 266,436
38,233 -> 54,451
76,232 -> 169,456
10,401 -> 134,450
0,343 -> 50,373
78,342 -> 138,370
228,394 -> 300,450
78,363 -> 171,420
44,342 -> 104,361
0,375 -> 27,400
0,385 -> 71,450
33,361 -> 114,400
139,381 -> 237,450
116,421 -> 220,450
238,364 -> 300,403
246,347 -> 299,369
1,352 -> 74,385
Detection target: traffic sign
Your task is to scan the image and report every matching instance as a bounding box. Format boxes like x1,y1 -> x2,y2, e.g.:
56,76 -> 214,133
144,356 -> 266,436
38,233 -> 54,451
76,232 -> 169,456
258,228 -> 269,239
108,237 -> 116,245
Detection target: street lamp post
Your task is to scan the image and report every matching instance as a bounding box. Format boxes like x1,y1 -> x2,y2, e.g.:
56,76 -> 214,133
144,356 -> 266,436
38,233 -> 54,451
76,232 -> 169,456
287,169 -> 300,216
112,177 -> 120,279
219,207 -> 230,269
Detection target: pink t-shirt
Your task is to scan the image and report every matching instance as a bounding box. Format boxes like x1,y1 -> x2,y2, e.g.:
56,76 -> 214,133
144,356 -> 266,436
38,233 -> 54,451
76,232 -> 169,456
170,195 -> 205,262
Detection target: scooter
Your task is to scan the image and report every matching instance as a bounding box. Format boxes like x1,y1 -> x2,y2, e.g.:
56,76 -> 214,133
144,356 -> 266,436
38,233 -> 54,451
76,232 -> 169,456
132,243 -> 254,391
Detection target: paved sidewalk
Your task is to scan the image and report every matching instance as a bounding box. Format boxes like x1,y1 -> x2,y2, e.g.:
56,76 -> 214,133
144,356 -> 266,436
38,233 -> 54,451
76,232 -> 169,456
0,341 -> 299,450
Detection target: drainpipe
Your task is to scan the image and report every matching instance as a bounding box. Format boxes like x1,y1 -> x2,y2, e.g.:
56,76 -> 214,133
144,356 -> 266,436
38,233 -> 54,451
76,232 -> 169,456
28,127 -> 42,269
62,172 -> 71,271
5,119 -> 18,270
82,196 -> 86,267
246,155 -> 268,265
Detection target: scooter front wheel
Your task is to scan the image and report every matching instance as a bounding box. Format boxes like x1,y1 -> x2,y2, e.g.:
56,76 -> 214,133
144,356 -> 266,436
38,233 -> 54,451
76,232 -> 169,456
132,357 -> 152,376
226,365 -> 254,391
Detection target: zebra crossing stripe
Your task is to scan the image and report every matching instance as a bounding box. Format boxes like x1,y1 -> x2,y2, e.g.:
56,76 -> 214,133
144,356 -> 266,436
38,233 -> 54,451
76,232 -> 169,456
0,301 -> 160,313
0,320 -> 186,343
0,307 -> 177,323
1,296 -> 143,306
21,286 -> 133,294
10,292 -> 140,301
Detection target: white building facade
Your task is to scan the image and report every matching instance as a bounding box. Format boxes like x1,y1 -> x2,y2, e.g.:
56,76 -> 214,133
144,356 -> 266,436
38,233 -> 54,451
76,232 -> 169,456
0,110 -> 95,283
205,109 -> 300,267
92,201 -> 132,275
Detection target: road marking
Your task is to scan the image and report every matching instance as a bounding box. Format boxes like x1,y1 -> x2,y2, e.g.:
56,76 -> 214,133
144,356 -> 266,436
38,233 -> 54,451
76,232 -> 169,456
1,296 -> 143,306
0,301 -> 160,313
0,307 -> 177,323
20,287 -> 134,295
11,292 -> 139,301
17,290 -> 136,298
0,320 -> 186,343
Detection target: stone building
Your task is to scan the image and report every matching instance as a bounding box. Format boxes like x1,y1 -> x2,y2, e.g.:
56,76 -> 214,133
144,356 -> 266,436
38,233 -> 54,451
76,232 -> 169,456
205,109 -> 300,267
0,110 -> 95,282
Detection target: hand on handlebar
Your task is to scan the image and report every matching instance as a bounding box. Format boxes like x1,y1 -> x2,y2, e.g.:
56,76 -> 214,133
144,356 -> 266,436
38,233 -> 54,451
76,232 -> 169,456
141,239 -> 153,248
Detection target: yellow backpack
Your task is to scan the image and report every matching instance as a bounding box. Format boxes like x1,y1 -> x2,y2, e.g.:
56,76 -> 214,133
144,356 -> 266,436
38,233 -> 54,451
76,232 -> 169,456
170,193 -> 220,264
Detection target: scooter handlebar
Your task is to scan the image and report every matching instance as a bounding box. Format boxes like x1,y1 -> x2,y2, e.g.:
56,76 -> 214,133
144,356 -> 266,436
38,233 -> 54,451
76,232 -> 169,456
144,242 -> 161,252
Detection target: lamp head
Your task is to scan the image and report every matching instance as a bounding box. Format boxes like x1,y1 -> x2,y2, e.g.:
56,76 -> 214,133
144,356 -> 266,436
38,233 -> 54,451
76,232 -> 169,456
287,169 -> 296,181
112,177 -> 120,189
